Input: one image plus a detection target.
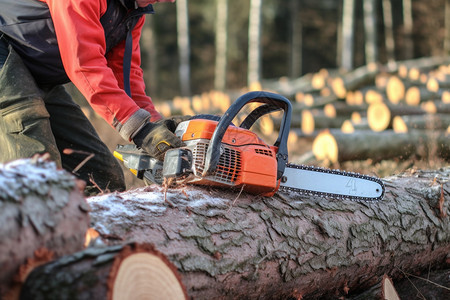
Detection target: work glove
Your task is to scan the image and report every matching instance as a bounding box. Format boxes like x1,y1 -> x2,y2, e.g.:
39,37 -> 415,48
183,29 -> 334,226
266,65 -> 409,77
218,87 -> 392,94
132,116 -> 190,160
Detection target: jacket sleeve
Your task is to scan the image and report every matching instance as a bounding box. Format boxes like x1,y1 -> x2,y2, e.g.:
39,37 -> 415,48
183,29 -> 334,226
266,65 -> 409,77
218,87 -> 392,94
44,0 -> 160,141
106,16 -> 161,120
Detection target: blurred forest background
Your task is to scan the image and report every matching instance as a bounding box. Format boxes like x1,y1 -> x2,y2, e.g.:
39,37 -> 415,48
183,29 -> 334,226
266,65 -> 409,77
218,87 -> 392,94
138,0 -> 449,100
69,0 -> 450,188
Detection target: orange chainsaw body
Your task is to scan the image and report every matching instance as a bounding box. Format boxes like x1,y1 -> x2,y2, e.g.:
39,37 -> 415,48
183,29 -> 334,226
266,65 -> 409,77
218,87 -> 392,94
178,119 -> 280,196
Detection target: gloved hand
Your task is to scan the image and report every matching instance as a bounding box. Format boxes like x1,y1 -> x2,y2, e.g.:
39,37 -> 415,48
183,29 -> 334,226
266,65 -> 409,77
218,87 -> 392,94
132,116 -> 190,160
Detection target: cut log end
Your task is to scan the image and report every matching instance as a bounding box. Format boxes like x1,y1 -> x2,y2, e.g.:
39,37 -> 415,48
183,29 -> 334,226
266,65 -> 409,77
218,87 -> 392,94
111,252 -> 186,300
332,77 -> 347,99
341,120 -> 354,133
405,86 -> 420,106
386,76 -> 405,104
312,130 -> 338,163
368,102 -> 391,132
392,116 -> 408,133
20,243 -> 187,300
382,274 -> 401,300
301,110 -> 315,135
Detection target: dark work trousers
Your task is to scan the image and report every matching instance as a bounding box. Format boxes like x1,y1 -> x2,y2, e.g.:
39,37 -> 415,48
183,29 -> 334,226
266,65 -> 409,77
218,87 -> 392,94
0,37 -> 125,194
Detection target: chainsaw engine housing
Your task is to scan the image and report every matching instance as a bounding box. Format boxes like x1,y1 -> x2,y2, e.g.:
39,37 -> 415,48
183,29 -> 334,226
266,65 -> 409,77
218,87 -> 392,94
174,119 -> 279,195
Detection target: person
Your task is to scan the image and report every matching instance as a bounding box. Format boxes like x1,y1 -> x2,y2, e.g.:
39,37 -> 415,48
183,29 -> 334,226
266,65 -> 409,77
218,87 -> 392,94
0,0 -> 185,195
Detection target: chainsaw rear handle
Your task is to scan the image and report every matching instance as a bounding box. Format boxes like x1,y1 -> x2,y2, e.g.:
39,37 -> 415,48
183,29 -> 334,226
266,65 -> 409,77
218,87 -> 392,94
202,91 -> 292,180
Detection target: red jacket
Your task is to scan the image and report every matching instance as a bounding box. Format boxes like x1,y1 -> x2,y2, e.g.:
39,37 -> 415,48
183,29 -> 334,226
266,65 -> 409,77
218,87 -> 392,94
40,0 -> 161,133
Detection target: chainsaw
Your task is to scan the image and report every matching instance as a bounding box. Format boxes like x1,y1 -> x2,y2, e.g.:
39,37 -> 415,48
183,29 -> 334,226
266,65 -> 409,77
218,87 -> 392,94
114,91 -> 385,201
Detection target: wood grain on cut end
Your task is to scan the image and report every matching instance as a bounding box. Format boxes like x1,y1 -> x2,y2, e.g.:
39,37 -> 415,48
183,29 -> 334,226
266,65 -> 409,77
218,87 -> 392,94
382,275 -> 401,300
312,130 -> 338,163
386,76 -> 404,104
392,116 -> 408,133
112,253 -> 186,300
368,102 -> 391,132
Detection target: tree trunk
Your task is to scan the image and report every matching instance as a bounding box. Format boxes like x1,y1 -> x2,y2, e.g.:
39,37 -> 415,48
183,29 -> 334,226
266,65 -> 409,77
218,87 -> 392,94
445,0 -> 450,56
289,0 -> 302,78
87,169 -> 450,299
363,0 -> 378,64
20,243 -> 187,300
341,0 -> 355,70
0,157 -> 90,299
176,0 -> 191,96
248,0 -> 263,86
382,0 -> 395,64
214,0 -> 228,92
402,0 -> 414,59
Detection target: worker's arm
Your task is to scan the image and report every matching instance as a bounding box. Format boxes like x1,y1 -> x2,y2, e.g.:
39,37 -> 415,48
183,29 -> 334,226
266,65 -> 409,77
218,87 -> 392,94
44,0 -> 159,141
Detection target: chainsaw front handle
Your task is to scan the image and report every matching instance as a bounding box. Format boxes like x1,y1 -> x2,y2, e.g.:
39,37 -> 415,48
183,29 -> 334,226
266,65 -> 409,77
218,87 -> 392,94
202,91 -> 292,180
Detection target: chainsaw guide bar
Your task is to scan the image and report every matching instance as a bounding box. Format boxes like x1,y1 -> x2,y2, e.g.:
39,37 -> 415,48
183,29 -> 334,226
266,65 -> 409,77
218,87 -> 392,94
280,164 -> 385,202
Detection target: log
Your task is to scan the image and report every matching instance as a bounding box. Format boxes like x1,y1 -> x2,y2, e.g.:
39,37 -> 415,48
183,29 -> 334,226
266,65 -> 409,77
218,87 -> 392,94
312,129 -> 450,163
385,75 -> 406,104
324,102 -> 369,118
421,100 -> 450,114
405,86 -> 443,106
392,114 -> 450,131
367,102 -> 428,132
20,243 -> 187,300
0,157 -> 90,298
330,63 -> 381,99
348,274 -> 401,300
301,109 -> 348,134
392,268 -> 450,300
86,168 -> 450,299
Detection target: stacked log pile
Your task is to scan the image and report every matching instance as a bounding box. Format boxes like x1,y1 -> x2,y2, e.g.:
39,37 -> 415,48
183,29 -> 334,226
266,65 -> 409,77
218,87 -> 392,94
272,57 -> 450,164
155,56 -> 450,166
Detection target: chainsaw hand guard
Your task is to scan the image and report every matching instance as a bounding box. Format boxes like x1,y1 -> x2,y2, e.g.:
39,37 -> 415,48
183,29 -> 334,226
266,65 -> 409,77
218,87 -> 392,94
202,91 -> 292,180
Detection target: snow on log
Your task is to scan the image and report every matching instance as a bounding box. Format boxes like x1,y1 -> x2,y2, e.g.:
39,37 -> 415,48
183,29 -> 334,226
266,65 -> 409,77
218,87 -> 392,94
20,243 -> 187,300
87,168 -> 450,299
0,157 -> 90,298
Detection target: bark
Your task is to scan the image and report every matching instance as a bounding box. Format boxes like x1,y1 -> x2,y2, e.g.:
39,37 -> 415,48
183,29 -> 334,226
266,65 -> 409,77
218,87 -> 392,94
312,129 -> 450,163
0,157 -> 90,298
20,243 -> 187,300
87,168 -> 450,299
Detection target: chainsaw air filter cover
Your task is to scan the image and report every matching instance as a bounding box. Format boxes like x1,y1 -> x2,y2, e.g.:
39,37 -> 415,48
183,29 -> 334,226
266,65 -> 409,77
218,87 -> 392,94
175,119 -> 279,195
